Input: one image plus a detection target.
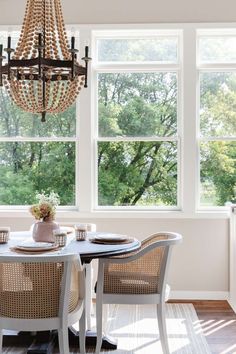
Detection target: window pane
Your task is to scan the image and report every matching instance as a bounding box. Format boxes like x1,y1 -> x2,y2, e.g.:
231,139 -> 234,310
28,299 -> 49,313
98,141 -> 177,207
98,73 -> 177,137
0,87 -> 76,137
0,142 -> 75,205
200,72 -> 236,137
200,141 -> 236,206
97,37 -> 178,63
199,36 -> 236,63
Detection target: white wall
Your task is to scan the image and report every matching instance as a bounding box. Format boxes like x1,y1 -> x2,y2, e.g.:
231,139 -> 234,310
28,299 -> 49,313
0,0 -> 236,25
0,0 -> 231,299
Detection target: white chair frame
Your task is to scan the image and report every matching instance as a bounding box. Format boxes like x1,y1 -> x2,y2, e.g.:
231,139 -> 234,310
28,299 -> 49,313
0,253 -> 86,354
59,221 -> 96,330
95,231 -> 182,354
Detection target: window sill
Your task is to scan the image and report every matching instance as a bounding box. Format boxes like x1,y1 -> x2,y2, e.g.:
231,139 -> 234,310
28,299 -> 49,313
0,209 -> 230,219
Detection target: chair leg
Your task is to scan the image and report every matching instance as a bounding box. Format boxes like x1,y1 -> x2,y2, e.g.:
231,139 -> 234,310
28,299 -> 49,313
0,329 -> 2,354
102,304 -> 109,334
79,308 -> 86,354
157,302 -> 170,354
58,328 -> 70,354
95,301 -> 103,354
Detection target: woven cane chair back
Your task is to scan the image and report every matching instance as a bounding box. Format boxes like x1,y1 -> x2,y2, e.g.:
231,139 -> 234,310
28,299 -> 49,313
0,253 -> 86,354
0,254 -> 80,319
103,232 -> 180,295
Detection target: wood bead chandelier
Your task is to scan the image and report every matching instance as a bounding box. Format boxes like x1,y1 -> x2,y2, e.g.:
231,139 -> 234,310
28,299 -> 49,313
0,0 -> 91,122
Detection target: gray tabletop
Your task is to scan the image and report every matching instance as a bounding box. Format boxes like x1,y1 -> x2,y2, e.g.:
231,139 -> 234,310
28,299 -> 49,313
3,231 -> 141,262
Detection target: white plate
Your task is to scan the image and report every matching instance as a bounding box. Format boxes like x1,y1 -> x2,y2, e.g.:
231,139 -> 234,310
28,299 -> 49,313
15,241 -> 58,252
94,234 -> 128,242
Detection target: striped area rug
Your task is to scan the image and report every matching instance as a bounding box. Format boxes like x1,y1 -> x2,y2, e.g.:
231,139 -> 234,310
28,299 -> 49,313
85,303 -> 211,354
3,303 -> 211,353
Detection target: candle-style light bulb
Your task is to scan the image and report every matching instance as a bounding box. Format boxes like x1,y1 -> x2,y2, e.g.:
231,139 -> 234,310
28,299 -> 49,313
7,36 -> 11,49
71,36 -> 75,50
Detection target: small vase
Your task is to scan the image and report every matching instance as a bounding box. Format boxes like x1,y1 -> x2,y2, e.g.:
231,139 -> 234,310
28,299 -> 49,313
32,220 -> 59,243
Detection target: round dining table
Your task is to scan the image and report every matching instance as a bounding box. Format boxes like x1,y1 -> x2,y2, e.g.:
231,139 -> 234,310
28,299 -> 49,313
2,230 -> 141,354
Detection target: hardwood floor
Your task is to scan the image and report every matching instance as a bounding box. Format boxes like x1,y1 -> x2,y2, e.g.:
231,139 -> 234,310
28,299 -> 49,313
170,300 -> 236,354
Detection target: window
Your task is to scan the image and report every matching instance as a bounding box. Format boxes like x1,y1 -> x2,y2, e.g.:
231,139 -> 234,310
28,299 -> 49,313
0,31 -> 77,206
198,30 -> 236,207
1,25 -> 236,213
93,31 -> 181,208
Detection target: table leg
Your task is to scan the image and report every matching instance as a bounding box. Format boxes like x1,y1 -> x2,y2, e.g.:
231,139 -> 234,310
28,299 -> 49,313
27,331 -> 56,354
69,327 -> 118,349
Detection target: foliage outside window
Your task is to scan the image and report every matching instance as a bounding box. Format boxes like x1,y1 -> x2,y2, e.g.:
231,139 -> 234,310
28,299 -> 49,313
95,34 -> 180,207
199,32 -> 236,206
0,31 -> 76,206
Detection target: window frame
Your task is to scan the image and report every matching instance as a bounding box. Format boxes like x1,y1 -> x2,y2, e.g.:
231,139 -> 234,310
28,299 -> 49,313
92,29 -> 183,210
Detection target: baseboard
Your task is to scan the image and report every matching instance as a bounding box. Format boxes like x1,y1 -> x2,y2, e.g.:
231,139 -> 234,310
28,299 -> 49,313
170,291 -> 229,300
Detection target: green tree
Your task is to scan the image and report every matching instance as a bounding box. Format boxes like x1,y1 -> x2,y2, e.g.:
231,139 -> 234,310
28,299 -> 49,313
200,73 -> 236,205
98,72 -> 178,206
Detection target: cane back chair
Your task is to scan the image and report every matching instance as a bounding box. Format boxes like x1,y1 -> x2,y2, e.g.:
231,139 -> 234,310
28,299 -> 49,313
95,231 -> 182,354
0,252 -> 86,354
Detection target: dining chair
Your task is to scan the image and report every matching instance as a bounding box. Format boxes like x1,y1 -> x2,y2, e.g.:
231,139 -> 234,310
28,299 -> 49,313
95,231 -> 182,354
0,252 -> 86,354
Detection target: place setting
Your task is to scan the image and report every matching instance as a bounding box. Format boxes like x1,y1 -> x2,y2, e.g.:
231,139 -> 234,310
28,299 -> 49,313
89,233 -> 134,245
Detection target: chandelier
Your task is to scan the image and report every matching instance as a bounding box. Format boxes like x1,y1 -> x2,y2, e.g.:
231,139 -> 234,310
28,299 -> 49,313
0,0 -> 91,122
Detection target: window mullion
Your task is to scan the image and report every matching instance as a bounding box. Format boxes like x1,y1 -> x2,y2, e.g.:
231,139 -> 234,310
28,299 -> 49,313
182,28 -> 198,214
77,28 -> 93,213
